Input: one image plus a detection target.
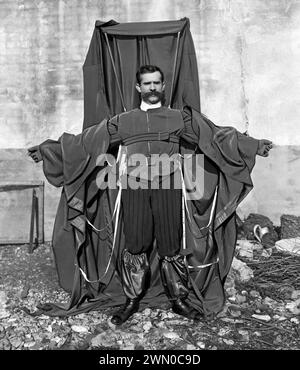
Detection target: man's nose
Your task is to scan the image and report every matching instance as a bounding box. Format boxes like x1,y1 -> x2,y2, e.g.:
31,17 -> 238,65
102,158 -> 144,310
150,83 -> 156,91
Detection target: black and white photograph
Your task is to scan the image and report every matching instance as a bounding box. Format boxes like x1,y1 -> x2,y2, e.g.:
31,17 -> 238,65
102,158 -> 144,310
0,0 -> 299,360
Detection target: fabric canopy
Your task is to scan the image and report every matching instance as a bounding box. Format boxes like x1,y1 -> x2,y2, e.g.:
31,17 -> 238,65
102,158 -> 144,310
82,18 -> 200,129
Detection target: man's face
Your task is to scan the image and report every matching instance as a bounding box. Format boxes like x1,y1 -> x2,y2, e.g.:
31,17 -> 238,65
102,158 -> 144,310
136,71 -> 165,104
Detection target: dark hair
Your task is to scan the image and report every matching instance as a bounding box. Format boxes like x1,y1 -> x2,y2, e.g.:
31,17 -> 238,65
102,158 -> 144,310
136,65 -> 164,84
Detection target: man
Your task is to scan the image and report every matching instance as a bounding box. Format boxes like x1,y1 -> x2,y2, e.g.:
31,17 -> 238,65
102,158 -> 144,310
28,65 -> 272,325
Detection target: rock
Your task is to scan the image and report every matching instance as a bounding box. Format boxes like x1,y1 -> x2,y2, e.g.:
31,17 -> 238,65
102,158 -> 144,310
226,287 -> 237,297
9,337 -> 23,349
143,321 -> 152,333
275,238 -> 300,256
160,312 -> 169,320
23,341 -> 36,348
278,286 -> 295,300
221,318 -> 244,324
218,328 -> 231,337
0,338 -> 11,350
280,214 -> 300,239
273,315 -> 287,321
231,257 -> 254,282
252,314 -> 271,322
91,332 -> 118,348
122,344 -> 135,350
186,344 -> 197,350
71,325 -> 89,333
286,299 -> 300,315
167,312 -> 175,319
163,331 -> 180,340
249,290 -> 261,298
236,240 -> 256,259
263,297 -> 277,307
197,341 -> 205,349
143,308 -> 151,317
238,330 -> 249,342
236,294 -> 247,304
0,309 -> 10,319
229,310 -> 241,318
0,291 -> 10,319
290,317 -> 299,324
291,290 -> 300,300
254,331 -> 262,337
223,339 -> 234,345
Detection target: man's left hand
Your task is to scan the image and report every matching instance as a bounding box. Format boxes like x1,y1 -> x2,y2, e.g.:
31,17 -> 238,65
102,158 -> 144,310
257,139 -> 273,157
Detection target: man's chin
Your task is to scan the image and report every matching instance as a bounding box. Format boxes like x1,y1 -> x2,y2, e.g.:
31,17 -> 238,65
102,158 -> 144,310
145,97 -> 161,104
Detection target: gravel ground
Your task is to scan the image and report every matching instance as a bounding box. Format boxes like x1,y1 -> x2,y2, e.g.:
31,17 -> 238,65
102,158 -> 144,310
0,243 -> 299,351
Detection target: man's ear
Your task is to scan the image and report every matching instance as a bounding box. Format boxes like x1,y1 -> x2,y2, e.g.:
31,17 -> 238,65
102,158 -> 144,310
162,82 -> 165,91
135,83 -> 141,93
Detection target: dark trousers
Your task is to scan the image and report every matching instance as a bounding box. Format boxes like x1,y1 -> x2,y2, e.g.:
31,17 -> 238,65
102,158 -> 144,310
121,187 -> 183,257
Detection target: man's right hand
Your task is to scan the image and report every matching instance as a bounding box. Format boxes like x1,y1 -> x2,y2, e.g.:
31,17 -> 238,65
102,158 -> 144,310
28,146 -> 43,163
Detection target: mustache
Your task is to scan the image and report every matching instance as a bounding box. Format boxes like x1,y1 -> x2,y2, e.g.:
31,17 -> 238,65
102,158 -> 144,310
141,91 -> 164,99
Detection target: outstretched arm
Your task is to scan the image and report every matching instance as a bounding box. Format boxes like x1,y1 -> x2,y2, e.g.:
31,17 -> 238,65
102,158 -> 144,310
256,139 -> 273,157
28,145 -> 43,162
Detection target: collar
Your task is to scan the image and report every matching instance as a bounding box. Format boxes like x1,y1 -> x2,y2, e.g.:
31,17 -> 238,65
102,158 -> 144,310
140,100 -> 162,111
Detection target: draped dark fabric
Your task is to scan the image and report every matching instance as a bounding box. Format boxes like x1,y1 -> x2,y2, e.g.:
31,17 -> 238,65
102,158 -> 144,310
82,18 -> 200,129
28,19 -> 259,318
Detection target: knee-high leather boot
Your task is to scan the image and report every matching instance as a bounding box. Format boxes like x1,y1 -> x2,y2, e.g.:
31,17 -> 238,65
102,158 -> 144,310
159,255 -> 201,320
111,249 -> 150,325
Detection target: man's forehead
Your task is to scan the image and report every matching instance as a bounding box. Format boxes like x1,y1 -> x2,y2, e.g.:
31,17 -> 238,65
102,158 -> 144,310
140,71 -> 162,83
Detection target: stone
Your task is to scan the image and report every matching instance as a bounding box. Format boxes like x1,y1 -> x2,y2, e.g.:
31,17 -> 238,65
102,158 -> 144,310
218,328 -> 231,337
0,309 -> 10,319
229,309 -> 241,318
197,341 -> 205,349
163,331 -> 180,340
143,308 -> 151,316
249,290 -> 261,298
9,337 -> 22,348
236,294 -> 247,304
251,314 -> 271,322
286,299 -> 300,315
238,330 -> 249,342
122,344 -> 135,350
91,332 -> 117,348
290,317 -> 299,324
223,339 -> 234,345
291,290 -> 300,300
186,344 -> 197,350
275,238 -> 300,256
263,296 -> 277,307
280,214 -> 300,239
143,321 -> 152,333
221,318 -> 244,324
0,338 -> 11,350
71,325 -> 89,333
231,257 -> 254,282
236,240 -> 255,259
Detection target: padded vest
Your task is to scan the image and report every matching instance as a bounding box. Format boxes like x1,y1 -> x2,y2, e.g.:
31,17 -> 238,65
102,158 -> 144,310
117,107 -> 184,160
